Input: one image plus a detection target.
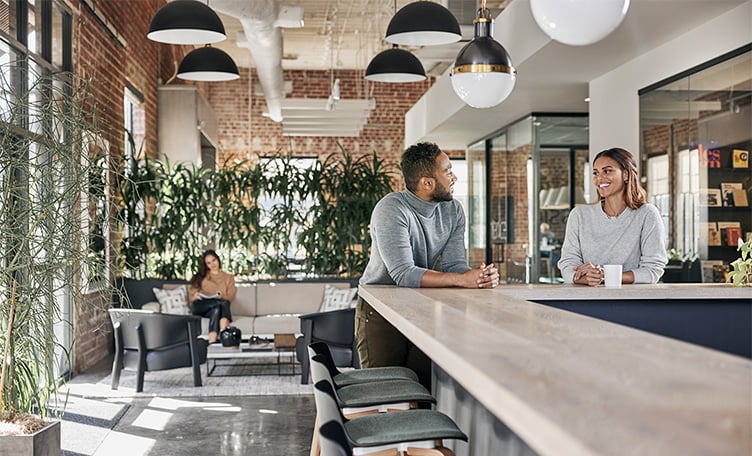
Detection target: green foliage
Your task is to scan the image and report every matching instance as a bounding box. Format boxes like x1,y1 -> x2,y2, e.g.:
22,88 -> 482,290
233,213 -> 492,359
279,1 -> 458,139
0,64 -> 114,419
117,145 -> 396,280
666,248 -> 698,263
728,237 -> 752,287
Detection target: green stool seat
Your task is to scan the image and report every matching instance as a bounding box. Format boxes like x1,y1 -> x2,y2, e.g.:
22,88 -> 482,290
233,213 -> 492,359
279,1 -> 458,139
314,380 -> 467,455
311,354 -> 434,413
335,379 -> 435,409
308,342 -> 418,387
334,365 -> 418,388
346,409 -> 467,447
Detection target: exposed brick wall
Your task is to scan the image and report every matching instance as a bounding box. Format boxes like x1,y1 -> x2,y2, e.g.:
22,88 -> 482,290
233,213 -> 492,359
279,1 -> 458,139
207,68 -> 436,172
67,0 -> 186,373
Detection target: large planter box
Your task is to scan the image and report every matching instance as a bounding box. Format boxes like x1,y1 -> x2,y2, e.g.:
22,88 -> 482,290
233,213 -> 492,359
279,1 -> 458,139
0,419 -> 60,456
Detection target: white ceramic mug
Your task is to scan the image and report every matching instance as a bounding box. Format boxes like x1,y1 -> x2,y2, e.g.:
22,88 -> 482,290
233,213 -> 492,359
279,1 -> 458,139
603,264 -> 623,288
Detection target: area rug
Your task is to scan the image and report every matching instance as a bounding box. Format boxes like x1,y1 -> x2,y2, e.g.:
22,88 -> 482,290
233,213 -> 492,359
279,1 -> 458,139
61,361 -> 313,399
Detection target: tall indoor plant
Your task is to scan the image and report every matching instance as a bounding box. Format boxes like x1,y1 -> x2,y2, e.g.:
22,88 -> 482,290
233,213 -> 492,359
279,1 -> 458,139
0,63 -> 112,451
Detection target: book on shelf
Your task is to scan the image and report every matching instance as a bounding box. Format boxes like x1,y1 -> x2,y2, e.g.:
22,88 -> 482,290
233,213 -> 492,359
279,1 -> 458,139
700,260 -> 723,283
699,188 -> 722,207
725,227 -> 743,247
717,221 -> 742,230
733,149 -> 749,168
720,182 -> 744,207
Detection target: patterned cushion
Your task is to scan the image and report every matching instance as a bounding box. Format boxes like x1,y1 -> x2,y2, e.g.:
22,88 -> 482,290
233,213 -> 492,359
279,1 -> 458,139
319,285 -> 357,313
153,287 -> 189,315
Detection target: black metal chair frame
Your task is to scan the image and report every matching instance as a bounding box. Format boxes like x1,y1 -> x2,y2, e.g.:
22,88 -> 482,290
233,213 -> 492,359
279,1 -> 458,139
110,309 -> 207,393
296,308 -> 359,384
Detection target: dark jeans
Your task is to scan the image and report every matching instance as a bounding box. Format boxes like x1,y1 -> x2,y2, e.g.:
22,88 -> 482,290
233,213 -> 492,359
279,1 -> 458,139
355,297 -> 431,390
191,298 -> 232,333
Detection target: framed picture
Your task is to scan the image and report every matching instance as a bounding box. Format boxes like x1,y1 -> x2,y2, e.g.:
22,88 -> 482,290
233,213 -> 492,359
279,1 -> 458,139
699,188 -> 722,207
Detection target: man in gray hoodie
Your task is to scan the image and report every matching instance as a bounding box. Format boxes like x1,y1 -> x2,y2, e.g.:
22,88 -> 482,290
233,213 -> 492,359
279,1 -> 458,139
356,142 -> 499,387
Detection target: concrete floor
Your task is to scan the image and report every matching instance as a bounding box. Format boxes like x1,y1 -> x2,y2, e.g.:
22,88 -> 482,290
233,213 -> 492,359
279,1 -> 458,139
61,360 -> 316,455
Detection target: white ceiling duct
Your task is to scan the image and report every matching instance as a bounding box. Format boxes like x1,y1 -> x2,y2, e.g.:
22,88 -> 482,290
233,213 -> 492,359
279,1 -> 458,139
211,0 -> 285,122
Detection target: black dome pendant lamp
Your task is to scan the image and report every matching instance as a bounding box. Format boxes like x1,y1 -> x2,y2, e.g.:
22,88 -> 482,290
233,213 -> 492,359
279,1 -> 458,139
177,46 -> 240,82
366,46 -> 426,83
147,0 -> 227,45
385,1 -> 462,47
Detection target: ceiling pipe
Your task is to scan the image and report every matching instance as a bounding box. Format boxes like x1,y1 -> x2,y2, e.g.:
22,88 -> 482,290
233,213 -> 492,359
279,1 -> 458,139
211,0 -> 285,122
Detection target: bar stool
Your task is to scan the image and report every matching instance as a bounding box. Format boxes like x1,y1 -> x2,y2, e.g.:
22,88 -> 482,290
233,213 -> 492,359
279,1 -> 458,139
308,341 -> 418,387
318,420 -> 352,456
311,354 -> 435,417
314,380 -> 467,456
308,344 -> 437,456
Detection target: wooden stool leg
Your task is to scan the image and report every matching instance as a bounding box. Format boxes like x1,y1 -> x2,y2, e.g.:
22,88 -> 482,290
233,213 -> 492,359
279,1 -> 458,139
310,415 -> 320,456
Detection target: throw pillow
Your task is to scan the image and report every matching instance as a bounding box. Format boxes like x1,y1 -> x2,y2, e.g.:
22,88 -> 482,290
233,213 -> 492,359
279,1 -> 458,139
153,286 -> 189,315
319,285 -> 358,313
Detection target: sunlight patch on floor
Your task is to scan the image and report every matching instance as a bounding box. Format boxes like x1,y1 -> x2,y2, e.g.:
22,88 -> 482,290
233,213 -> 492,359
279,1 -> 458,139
93,430 -> 155,455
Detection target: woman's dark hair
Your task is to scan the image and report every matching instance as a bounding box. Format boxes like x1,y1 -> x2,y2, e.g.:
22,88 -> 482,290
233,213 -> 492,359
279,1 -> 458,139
593,147 -> 647,209
190,250 -> 221,287
400,142 -> 442,192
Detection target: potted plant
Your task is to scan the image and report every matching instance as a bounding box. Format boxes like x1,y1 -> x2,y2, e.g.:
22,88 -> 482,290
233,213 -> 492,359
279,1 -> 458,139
0,64 -> 114,454
728,237 -> 752,287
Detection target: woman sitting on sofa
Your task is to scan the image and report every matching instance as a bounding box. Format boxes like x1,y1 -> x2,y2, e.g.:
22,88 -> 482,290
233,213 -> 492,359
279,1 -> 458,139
189,250 -> 237,343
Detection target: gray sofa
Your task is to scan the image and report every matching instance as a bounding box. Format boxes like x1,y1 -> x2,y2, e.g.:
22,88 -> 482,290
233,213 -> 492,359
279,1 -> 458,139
113,277 -> 358,338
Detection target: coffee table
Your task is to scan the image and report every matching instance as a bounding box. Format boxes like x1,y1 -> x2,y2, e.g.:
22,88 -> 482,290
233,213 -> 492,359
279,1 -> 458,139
206,342 -> 297,377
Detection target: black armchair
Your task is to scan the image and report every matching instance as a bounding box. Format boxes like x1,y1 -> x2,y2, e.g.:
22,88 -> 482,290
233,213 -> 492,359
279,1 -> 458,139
109,309 -> 208,392
296,308 -> 359,384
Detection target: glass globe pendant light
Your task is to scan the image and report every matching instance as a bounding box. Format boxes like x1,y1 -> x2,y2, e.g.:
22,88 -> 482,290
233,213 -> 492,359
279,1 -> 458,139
451,3 -> 515,109
530,0 -> 630,46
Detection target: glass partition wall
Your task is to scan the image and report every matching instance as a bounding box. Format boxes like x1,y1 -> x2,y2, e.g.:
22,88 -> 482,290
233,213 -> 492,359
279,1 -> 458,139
474,114 -> 588,284
640,45 -> 751,282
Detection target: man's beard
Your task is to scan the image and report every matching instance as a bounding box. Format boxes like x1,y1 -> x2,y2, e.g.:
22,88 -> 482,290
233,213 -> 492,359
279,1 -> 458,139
431,181 -> 453,202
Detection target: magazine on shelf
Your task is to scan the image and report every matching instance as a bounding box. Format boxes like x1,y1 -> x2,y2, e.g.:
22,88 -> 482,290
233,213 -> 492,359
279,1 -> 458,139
717,221 -> 741,246
732,149 -> 749,168
720,182 -> 744,207
725,227 -> 743,247
699,188 -> 722,207
731,188 -> 749,207
702,222 -> 722,246
717,221 -> 742,230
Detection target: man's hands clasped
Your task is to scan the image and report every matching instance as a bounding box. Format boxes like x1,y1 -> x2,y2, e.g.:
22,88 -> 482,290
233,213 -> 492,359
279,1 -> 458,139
463,263 -> 499,289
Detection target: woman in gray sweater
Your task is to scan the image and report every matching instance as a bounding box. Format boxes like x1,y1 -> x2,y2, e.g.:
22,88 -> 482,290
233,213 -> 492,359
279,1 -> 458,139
558,148 -> 667,286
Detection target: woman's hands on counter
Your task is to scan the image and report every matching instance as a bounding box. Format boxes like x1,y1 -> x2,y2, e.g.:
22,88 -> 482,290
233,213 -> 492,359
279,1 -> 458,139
573,262 -> 604,287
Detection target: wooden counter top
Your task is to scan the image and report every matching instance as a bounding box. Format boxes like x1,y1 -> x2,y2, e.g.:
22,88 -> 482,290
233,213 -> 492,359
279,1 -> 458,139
358,284 -> 752,456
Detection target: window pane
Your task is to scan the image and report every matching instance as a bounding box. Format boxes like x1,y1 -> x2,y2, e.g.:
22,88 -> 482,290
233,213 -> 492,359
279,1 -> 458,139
28,0 -> 39,54
51,3 -> 63,67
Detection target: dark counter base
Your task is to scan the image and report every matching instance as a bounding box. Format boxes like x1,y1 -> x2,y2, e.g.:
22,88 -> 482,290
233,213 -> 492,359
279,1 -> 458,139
535,299 -> 752,359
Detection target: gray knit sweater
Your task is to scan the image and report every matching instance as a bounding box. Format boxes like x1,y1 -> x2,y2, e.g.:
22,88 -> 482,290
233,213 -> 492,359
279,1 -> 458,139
557,202 -> 668,284
360,190 -> 471,287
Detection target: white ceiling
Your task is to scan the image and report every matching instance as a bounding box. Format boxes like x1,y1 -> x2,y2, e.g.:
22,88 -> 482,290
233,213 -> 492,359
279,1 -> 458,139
408,0 -> 751,149
211,0 -> 507,74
